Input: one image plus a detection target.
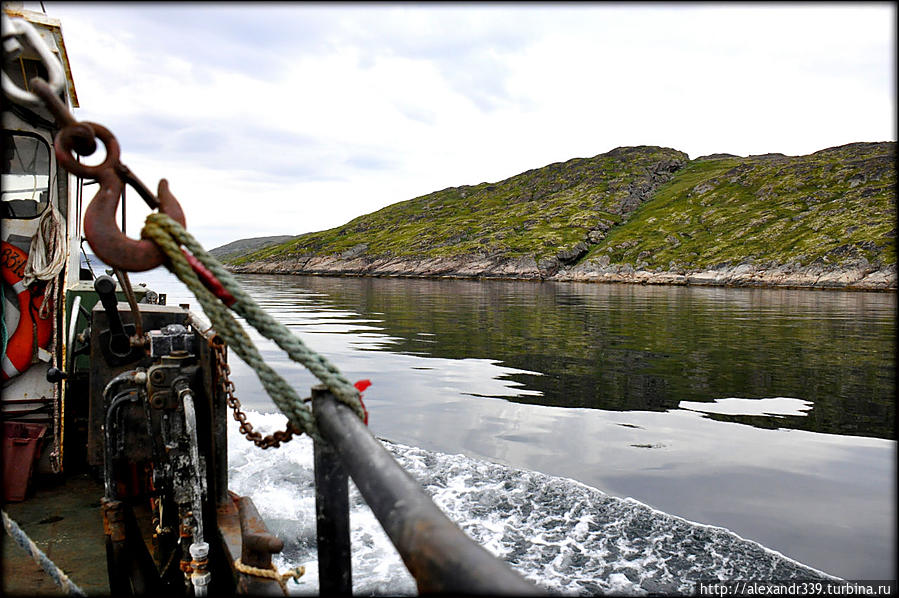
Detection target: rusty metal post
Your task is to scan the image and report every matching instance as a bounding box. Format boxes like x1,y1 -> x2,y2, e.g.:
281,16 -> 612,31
313,386 -> 353,595
237,496 -> 284,567
236,496 -> 286,595
101,498 -> 161,595
311,385 -> 539,595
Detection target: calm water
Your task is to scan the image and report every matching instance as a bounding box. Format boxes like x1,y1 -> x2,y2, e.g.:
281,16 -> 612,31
130,267 -> 896,583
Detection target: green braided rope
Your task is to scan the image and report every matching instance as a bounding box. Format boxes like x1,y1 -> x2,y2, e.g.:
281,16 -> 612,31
142,213 -> 365,433
141,219 -> 321,441
144,213 -> 362,415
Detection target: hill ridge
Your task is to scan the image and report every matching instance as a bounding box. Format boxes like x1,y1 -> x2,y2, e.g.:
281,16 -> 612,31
209,235 -> 298,261
226,142 -> 896,290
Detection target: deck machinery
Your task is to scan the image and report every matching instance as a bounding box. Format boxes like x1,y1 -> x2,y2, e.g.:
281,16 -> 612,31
3,6 -> 536,596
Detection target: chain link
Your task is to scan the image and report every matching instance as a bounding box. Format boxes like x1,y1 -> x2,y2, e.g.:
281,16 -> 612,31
211,339 -> 301,449
2,15 -> 67,108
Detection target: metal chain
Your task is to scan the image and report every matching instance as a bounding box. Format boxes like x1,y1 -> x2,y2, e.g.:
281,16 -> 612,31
211,340 -> 300,449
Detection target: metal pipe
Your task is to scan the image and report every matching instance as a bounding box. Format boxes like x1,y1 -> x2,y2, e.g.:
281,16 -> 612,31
180,384 -> 205,546
94,274 -> 129,355
186,311 -> 217,344
184,309 -> 231,507
113,267 -> 144,341
188,541 -> 210,597
311,386 -> 539,595
313,424 -> 352,594
103,390 -> 139,499
102,369 -> 147,401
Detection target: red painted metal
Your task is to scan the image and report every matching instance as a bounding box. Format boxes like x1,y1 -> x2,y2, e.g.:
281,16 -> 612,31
2,422 -> 47,502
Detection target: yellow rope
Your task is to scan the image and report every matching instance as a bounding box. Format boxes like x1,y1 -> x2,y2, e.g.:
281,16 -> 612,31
233,558 -> 305,594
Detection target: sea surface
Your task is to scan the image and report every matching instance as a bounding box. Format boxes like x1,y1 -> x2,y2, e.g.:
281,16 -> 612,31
112,261 -> 896,593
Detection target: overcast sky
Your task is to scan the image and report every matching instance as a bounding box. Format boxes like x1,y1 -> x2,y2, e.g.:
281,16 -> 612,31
27,2 -> 897,250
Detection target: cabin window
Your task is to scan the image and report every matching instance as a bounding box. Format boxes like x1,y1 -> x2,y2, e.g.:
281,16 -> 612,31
2,132 -> 51,219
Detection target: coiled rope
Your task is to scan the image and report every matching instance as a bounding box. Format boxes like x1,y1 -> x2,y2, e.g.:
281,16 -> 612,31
23,203 -> 66,318
141,212 -> 364,442
21,203 -> 66,472
2,509 -> 86,596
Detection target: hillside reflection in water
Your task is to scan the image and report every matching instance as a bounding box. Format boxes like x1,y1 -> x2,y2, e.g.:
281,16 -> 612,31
235,275 -> 894,439
135,270 -> 895,580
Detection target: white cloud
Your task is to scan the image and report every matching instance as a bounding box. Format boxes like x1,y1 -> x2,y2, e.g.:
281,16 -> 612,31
23,2 -> 895,249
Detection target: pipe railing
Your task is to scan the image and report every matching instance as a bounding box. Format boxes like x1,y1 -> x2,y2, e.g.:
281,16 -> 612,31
311,385 -> 539,595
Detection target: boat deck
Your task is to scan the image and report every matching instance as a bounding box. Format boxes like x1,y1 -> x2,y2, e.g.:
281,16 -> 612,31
2,473 -> 109,596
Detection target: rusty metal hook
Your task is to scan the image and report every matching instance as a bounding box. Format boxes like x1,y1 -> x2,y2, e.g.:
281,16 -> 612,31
30,78 -> 186,272
81,161 -> 186,271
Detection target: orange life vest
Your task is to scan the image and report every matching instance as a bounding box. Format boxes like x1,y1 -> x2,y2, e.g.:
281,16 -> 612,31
1,241 -> 53,381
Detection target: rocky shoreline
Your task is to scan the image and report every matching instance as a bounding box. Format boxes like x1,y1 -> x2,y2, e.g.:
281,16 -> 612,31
225,143 -> 895,292
228,255 -> 897,291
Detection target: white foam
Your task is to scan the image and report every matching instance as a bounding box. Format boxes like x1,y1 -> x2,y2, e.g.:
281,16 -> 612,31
227,411 -> 833,596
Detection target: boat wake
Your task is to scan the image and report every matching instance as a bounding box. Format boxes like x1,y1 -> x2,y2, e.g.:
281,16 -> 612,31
227,412 -> 833,596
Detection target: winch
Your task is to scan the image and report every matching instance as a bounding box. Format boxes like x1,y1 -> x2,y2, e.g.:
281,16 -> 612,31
87,274 -> 224,594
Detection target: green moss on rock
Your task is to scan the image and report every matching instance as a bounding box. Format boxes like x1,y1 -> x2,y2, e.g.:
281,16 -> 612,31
230,146 -> 689,266
588,142 -> 895,271
228,142 -> 895,281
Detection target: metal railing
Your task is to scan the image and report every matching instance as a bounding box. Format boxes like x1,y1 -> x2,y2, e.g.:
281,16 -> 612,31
310,385 -> 539,595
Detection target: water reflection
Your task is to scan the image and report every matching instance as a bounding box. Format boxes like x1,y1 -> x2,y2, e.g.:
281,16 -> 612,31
230,275 -> 895,439
129,269 -> 896,579
678,397 -> 814,417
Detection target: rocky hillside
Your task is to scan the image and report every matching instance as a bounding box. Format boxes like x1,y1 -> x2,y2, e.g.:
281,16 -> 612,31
209,235 -> 297,261
226,142 -> 896,290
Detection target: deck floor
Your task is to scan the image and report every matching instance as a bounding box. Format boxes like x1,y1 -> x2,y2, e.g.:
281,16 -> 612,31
2,473 -> 109,596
